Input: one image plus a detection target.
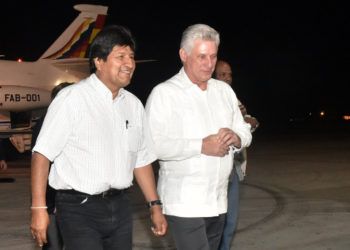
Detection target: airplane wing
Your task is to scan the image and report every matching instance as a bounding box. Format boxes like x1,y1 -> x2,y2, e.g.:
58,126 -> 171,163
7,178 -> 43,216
0,128 -> 32,139
51,58 -> 158,79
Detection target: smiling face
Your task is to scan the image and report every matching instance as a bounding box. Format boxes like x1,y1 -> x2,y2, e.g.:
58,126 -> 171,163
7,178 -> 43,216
180,39 -> 218,89
94,45 -> 136,97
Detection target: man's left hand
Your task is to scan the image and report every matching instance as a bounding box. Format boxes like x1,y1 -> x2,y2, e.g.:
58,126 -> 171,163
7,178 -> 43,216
150,205 -> 167,236
217,128 -> 241,148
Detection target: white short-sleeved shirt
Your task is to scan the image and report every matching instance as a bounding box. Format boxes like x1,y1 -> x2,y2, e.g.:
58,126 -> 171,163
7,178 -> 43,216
145,68 -> 252,217
33,74 -> 156,194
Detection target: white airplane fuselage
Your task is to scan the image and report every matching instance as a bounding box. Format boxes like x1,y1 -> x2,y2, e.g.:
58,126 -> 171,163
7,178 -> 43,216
0,4 -> 108,136
0,59 -> 86,112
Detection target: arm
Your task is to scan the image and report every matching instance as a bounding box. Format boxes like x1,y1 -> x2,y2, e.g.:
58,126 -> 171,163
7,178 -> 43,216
202,86 -> 252,153
9,135 -> 26,153
0,160 -> 7,171
0,139 -> 7,170
30,152 -> 50,247
145,87 -> 203,161
239,101 -> 259,132
134,164 -> 167,236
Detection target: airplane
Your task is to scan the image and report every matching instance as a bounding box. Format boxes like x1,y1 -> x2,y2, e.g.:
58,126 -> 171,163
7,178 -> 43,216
0,4 -> 108,138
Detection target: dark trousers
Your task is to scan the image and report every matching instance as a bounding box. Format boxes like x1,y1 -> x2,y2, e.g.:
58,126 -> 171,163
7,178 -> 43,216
166,213 -> 226,250
55,191 -> 132,250
42,214 -> 63,250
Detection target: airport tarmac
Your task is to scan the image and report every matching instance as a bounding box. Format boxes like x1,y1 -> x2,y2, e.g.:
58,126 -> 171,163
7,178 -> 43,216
1,129 -> 350,250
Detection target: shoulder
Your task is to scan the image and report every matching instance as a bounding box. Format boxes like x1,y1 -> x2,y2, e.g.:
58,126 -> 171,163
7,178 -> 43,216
123,90 -> 143,104
209,78 -> 240,103
209,78 -> 233,91
147,81 -> 179,107
53,78 -> 90,103
150,75 -> 186,98
210,79 -> 237,95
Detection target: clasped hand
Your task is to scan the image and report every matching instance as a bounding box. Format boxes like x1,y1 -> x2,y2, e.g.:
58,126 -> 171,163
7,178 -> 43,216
202,128 -> 241,157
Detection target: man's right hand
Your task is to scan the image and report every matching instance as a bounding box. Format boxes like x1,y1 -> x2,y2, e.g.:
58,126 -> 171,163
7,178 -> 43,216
202,134 -> 230,157
0,160 -> 7,171
30,209 -> 49,247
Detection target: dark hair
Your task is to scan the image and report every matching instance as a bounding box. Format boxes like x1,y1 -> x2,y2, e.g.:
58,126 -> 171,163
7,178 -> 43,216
51,82 -> 74,99
88,25 -> 136,73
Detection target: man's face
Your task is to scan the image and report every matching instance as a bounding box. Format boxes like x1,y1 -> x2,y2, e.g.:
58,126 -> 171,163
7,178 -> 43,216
95,45 -> 136,92
215,62 -> 232,85
180,39 -> 218,86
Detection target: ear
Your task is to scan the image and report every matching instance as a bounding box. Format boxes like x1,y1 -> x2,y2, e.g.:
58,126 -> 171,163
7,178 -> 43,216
94,58 -> 102,71
179,48 -> 187,63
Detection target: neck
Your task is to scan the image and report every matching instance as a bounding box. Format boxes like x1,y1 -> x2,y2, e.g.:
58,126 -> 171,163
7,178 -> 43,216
195,82 -> 207,90
111,88 -> 120,99
95,73 -> 120,99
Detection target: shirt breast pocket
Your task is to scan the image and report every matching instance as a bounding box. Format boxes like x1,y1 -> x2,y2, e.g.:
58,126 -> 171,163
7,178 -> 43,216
216,111 -> 233,128
126,126 -> 141,152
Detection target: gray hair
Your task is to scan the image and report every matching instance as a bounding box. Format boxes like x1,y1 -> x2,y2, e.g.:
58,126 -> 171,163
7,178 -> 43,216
180,24 -> 220,54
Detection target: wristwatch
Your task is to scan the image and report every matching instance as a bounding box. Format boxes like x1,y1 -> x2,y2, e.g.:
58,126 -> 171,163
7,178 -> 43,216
147,199 -> 163,208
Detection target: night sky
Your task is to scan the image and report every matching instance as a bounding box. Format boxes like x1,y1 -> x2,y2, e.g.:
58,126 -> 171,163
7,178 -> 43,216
1,1 -> 349,130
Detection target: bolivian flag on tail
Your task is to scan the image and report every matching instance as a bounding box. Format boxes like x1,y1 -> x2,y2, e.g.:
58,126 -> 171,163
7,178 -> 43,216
41,4 -> 108,60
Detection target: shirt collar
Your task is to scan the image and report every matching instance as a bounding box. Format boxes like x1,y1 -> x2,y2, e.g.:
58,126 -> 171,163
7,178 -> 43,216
178,67 -> 215,91
90,74 -> 126,101
177,67 -> 196,89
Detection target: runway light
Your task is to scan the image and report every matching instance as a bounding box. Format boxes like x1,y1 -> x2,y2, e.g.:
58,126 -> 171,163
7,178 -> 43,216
343,115 -> 350,121
17,58 -> 23,63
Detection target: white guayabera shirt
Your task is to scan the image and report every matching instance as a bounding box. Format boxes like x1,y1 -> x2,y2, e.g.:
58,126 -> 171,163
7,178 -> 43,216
145,68 -> 252,217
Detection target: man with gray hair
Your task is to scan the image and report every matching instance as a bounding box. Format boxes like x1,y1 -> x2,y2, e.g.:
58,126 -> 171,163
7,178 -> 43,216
146,24 -> 252,250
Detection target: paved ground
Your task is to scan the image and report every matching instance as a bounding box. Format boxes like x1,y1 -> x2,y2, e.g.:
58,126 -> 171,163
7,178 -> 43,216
1,129 -> 350,250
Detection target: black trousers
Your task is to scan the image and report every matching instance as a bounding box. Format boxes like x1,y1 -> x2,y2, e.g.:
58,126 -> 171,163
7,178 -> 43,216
42,214 -> 63,250
55,191 -> 132,250
166,213 -> 226,250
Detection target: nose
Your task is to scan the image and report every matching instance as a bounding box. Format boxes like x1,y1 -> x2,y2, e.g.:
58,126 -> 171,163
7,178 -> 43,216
124,56 -> 135,66
207,58 -> 215,68
123,58 -> 135,72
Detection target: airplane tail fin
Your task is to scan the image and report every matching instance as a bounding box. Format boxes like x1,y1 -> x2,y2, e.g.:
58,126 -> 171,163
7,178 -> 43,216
40,4 -> 108,60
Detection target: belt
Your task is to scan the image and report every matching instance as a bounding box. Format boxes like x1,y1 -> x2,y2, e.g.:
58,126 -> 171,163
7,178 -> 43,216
57,188 -> 126,198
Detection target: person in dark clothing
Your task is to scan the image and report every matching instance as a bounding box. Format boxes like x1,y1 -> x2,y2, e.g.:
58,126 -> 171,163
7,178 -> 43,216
0,139 -> 15,183
0,139 -> 8,171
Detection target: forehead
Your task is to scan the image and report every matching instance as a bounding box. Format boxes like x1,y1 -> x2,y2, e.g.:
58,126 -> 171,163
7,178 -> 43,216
191,39 -> 218,54
110,45 -> 134,54
216,62 -> 231,72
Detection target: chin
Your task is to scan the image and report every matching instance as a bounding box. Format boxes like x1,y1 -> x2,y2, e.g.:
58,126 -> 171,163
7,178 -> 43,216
121,81 -> 131,88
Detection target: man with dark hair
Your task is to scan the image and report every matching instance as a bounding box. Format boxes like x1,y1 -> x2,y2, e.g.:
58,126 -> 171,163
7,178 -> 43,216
215,59 -> 259,250
31,25 -> 167,250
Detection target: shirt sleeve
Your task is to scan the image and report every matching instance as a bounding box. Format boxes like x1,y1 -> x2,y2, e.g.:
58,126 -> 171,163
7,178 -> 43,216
229,90 -> 252,150
134,108 -> 157,168
32,89 -> 74,161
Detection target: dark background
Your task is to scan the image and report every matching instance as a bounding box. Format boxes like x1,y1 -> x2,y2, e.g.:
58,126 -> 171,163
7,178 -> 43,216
1,1 -> 349,133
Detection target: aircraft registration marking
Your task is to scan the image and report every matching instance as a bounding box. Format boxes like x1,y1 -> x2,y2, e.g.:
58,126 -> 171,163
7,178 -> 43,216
4,94 -> 41,102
